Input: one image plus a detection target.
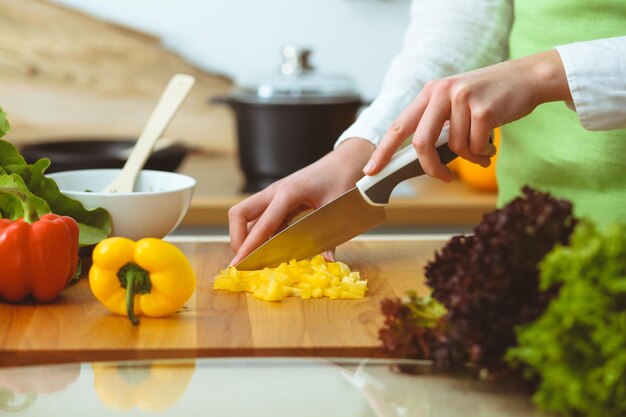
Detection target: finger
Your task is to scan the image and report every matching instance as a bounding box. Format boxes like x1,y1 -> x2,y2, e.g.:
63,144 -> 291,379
483,131 -> 498,157
469,110 -> 496,166
275,206 -> 308,234
286,204 -> 311,224
321,249 -> 336,262
412,94 -> 454,182
247,201 -> 307,235
246,217 -> 260,235
230,194 -> 301,266
228,190 -> 274,254
364,92 -> 431,175
448,103 -> 489,166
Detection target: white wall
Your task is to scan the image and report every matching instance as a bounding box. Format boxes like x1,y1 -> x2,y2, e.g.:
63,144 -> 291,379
51,0 -> 411,99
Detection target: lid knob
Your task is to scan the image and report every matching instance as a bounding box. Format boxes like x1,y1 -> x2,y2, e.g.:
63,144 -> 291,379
280,45 -> 313,76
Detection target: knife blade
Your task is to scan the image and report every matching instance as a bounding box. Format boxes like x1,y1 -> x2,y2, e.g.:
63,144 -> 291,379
236,140 -> 460,270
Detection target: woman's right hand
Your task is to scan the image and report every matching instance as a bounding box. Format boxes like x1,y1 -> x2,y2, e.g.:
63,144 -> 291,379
228,138 -> 376,266
363,50 -> 571,182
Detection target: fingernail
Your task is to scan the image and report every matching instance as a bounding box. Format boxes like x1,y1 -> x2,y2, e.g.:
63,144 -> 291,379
363,160 -> 374,174
228,256 -> 239,267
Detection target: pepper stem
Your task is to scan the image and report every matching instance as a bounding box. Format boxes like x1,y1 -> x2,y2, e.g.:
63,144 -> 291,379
117,263 -> 152,326
0,187 -> 39,224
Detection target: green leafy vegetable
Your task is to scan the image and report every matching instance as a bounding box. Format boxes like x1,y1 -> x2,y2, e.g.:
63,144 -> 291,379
0,107 -> 9,139
379,187 -> 577,380
507,220 -> 626,417
7,154 -> 111,246
0,174 -> 51,219
0,113 -> 111,246
379,291 -> 451,371
378,185 -> 625,416
425,187 -> 576,377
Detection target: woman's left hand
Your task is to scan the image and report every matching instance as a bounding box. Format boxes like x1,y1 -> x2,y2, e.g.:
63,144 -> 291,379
362,50 -> 572,182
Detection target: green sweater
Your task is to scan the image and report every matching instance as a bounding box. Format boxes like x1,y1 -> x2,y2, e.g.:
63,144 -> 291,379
498,0 -> 626,225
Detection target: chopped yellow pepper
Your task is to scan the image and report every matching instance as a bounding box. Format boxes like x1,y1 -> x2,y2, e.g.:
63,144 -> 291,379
213,255 -> 367,301
89,237 -> 196,325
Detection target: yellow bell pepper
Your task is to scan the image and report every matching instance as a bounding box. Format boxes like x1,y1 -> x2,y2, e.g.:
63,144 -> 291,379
89,237 -> 196,325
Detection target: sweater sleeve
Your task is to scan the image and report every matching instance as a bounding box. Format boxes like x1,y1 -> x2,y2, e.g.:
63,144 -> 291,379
555,36 -> 626,131
336,0 -> 513,148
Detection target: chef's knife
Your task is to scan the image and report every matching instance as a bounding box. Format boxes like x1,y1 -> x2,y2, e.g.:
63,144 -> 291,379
235,136 -> 464,270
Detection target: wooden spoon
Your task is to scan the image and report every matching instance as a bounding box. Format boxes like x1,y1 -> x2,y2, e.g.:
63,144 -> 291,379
102,73 -> 195,193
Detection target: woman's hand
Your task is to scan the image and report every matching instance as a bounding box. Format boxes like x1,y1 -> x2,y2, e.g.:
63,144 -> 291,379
229,138 -> 375,266
363,50 -> 572,181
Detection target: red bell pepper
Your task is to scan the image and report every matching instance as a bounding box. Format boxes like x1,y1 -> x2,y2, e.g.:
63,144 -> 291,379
0,188 -> 79,302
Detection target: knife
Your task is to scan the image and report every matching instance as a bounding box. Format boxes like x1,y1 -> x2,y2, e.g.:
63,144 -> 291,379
236,136 -> 464,270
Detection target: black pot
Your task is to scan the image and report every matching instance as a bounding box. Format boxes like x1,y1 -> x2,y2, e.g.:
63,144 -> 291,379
213,95 -> 363,192
215,45 -> 366,193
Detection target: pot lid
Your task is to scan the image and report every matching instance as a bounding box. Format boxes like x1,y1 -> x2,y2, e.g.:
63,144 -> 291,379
234,45 -> 359,100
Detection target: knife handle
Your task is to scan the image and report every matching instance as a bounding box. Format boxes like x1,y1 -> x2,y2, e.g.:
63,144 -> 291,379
356,131 -> 493,206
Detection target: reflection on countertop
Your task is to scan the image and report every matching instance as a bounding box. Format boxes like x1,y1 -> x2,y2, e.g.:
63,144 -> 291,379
0,358 -> 544,417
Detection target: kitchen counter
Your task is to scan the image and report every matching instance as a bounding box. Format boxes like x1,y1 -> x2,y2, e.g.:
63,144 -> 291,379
178,152 -> 497,229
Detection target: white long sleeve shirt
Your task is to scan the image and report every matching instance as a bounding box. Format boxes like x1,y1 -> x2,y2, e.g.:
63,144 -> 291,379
336,0 -> 626,148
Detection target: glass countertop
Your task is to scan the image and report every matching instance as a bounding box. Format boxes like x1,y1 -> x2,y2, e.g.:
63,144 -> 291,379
0,357 -> 545,416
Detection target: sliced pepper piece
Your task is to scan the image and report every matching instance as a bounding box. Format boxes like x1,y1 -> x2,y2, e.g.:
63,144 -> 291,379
89,237 -> 196,325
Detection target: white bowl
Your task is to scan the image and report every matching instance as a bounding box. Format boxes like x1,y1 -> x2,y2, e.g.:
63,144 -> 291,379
47,169 -> 196,240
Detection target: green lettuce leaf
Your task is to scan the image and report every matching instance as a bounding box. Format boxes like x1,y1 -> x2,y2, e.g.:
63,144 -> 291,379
0,107 -> 9,139
0,138 -> 111,246
0,174 -> 51,219
0,136 -> 25,167
506,220 -> 626,417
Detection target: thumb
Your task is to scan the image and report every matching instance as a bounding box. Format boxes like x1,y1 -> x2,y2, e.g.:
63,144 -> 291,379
321,249 -> 336,262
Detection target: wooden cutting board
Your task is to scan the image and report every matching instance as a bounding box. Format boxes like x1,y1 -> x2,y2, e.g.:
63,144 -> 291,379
0,238 -> 446,366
